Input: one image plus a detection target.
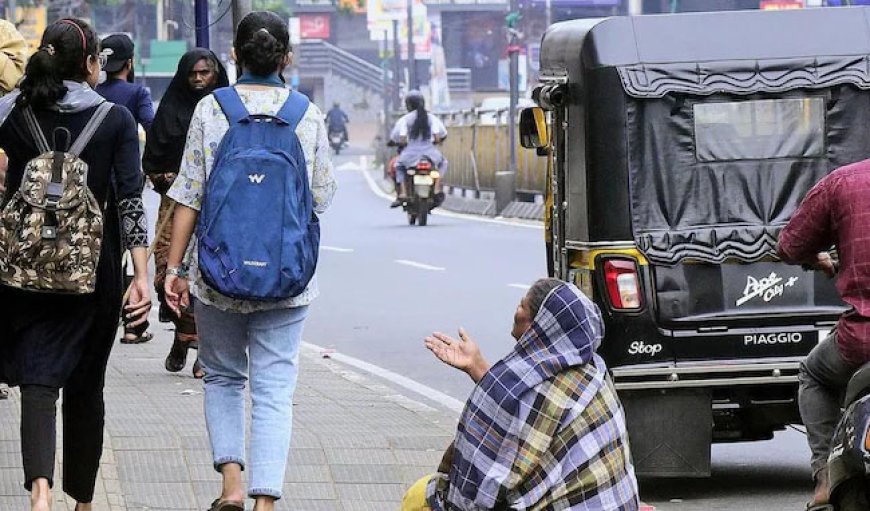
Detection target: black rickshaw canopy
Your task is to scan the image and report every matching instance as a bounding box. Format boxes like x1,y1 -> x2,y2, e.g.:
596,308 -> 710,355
541,7 -> 870,265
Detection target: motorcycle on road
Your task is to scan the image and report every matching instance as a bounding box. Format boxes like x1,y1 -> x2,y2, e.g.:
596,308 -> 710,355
403,156 -> 439,226
328,130 -> 344,155
825,362 -> 870,511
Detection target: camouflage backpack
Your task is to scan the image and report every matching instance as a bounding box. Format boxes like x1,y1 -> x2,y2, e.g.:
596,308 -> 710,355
0,102 -> 113,294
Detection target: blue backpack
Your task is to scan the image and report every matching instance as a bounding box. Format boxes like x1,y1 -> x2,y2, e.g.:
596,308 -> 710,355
196,86 -> 319,301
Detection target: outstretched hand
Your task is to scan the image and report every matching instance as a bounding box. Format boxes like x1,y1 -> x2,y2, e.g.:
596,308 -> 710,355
425,328 -> 490,383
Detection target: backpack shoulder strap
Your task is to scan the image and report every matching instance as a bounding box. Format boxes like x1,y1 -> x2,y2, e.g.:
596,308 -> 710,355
69,102 -> 113,156
22,106 -> 51,154
213,87 -> 250,125
275,91 -> 310,131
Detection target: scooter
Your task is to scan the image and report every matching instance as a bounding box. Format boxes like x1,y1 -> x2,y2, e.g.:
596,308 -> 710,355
329,130 -> 344,155
825,362 -> 870,510
403,156 -> 439,226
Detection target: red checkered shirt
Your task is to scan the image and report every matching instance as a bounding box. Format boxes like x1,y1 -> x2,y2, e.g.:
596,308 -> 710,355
778,159 -> 870,366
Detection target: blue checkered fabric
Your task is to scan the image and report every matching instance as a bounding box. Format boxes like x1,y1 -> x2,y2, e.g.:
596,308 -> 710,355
428,284 -> 639,510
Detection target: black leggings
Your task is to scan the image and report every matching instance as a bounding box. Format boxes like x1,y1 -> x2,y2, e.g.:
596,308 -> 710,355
20,380 -> 105,503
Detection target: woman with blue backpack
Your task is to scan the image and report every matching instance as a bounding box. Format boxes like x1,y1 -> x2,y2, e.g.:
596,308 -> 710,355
163,11 -> 336,511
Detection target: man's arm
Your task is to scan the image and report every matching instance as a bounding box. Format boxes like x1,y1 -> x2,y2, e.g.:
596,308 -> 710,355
777,176 -> 835,265
137,87 -> 155,132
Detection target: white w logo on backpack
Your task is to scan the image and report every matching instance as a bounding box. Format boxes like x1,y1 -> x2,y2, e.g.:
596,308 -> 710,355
248,174 -> 265,184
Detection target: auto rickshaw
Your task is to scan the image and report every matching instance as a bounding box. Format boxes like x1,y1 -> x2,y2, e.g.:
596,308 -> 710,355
520,7 -> 870,477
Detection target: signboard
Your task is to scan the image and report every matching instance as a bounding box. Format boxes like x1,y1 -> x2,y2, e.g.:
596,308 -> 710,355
368,0 -> 431,59
289,17 -> 302,46
530,0 -> 620,4
300,14 -> 331,39
760,0 -> 803,9
367,0 -> 407,33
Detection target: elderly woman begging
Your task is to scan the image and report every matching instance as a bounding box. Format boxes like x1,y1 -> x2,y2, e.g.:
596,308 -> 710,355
406,278 -> 640,511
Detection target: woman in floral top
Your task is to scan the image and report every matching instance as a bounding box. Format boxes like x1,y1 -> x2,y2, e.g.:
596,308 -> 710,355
163,11 -> 336,511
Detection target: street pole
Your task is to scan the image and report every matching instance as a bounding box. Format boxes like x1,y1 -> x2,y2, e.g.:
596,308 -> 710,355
406,0 -> 416,90
7,0 -> 16,27
194,0 -> 210,48
545,0 -> 551,29
232,0 -> 252,33
392,19 -> 401,105
495,0 -> 520,213
507,0 -> 519,196
382,30 -> 391,177
156,0 -> 165,40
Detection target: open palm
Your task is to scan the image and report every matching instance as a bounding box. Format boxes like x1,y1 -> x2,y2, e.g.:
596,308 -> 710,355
425,328 -> 482,372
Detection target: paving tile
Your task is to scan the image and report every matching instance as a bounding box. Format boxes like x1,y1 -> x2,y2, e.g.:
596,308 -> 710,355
335,482 -> 407,501
324,448 -> 398,465
123,482 -> 197,509
330,464 -> 404,483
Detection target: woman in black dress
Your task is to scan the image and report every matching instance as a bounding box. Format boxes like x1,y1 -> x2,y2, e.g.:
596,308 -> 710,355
0,19 -> 150,511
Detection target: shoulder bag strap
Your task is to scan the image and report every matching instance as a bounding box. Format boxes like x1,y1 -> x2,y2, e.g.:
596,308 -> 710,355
22,106 -> 51,154
274,91 -> 310,131
69,102 -> 114,156
213,87 -> 250,125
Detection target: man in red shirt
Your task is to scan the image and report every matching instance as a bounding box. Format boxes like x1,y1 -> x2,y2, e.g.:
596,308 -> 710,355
778,159 -> 870,508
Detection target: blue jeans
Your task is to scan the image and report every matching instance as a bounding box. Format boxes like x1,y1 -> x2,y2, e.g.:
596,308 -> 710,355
194,299 -> 309,499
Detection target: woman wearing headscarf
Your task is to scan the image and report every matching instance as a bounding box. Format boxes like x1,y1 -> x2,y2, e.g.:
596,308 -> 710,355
143,49 -> 228,378
404,278 -> 640,511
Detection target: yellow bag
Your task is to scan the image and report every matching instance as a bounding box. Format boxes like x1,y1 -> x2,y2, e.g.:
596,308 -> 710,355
401,474 -> 433,511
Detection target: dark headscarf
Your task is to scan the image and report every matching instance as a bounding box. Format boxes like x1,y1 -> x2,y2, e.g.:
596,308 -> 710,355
142,48 -> 228,174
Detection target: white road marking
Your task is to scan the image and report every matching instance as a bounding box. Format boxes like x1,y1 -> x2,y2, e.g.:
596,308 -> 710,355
395,259 -> 446,271
355,159 -> 543,230
335,161 -> 361,172
320,245 -> 355,253
508,283 -> 531,290
301,341 -> 465,413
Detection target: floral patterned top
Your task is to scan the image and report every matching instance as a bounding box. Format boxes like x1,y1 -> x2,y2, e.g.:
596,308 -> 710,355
167,87 -> 337,313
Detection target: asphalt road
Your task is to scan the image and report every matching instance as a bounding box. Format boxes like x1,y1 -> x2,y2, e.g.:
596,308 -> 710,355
307,153 -> 546,402
143,151 -> 816,510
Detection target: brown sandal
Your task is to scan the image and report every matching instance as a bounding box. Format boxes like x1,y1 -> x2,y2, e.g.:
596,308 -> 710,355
208,499 -> 244,511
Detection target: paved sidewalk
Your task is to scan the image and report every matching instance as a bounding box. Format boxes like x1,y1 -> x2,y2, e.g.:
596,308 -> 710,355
0,319 -> 459,510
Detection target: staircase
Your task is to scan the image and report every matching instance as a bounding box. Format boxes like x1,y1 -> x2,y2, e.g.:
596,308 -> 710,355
298,40 -> 388,94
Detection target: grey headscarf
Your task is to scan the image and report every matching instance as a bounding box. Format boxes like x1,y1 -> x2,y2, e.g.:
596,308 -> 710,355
0,80 -> 106,127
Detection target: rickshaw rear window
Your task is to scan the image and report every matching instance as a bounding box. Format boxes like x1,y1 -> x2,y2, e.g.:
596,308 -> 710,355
693,98 -> 825,162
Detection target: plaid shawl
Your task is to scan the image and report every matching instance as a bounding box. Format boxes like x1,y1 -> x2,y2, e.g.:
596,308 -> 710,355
428,284 -> 639,510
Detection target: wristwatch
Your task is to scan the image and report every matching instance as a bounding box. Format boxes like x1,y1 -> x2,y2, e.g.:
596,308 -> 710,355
166,265 -> 189,278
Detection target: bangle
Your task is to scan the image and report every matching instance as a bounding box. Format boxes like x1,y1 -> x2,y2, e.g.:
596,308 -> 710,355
166,265 -> 189,278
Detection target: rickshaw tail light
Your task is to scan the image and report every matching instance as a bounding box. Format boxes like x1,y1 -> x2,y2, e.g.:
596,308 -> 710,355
603,259 -> 642,310
864,424 -> 870,452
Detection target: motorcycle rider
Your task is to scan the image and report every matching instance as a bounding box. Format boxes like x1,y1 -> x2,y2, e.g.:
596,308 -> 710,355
389,90 -> 447,208
777,159 -> 870,509
325,101 -> 349,146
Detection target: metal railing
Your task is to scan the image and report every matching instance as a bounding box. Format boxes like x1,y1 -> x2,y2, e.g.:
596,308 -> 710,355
435,108 -> 547,196
298,40 -> 386,93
